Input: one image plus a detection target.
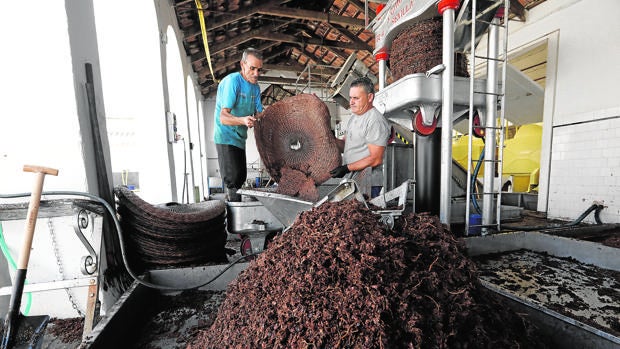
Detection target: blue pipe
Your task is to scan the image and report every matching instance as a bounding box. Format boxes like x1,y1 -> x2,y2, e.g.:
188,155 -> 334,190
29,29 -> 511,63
471,143 -> 484,214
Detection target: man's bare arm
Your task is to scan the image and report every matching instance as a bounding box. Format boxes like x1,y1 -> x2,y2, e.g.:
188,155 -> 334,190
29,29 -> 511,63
347,144 -> 385,171
220,107 -> 256,128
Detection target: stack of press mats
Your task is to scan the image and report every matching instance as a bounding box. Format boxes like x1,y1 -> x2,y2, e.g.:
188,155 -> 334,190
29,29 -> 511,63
114,186 -> 228,270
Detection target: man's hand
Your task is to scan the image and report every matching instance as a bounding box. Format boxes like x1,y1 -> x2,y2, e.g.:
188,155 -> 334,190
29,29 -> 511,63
245,115 -> 257,128
330,165 -> 350,178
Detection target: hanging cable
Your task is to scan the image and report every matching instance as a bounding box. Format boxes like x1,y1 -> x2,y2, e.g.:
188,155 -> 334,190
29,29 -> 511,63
195,0 -> 218,83
181,138 -> 189,204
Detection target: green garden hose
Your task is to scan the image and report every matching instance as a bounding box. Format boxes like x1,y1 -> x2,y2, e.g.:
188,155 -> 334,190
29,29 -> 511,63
0,222 -> 31,315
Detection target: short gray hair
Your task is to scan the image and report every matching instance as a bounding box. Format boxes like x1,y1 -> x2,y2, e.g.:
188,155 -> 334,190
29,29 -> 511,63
350,76 -> 374,94
242,47 -> 263,61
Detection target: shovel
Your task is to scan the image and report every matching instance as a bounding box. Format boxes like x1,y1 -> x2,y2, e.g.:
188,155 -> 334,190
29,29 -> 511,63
1,165 -> 58,349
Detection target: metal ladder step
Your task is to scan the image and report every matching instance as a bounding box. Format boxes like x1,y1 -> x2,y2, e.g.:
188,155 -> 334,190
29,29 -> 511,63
464,0 -> 510,235
476,19 -> 507,27
474,55 -> 506,62
473,157 -> 504,162
471,125 -> 504,130
473,90 -> 505,96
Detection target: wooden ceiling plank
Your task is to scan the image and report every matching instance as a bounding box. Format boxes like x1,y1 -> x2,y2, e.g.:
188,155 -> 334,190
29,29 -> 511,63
192,16 -> 299,64
197,41 -> 281,80
509,0 -> 526,21
302,29 -> 352,62
257,6 -> 365,27
254,31 -> 368,51
191,26 -> 270,63
174,0 -> 195,8
201,45 -> 291,84
183,0 -> 281,41
346,0 -> 376,20
263,46 -> 291,61
258,75 -> 329,86
329,23 -> 373,52
262,62 -> 339,76
180,0 -> 387,98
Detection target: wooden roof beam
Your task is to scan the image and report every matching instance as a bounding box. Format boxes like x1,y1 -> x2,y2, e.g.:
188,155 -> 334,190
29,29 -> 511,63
257,6 -> 366,27
197,41 -> 281,81
509,0 -> 526,21
262,62 -> 339,77
345,0 -> 376,20
328,23 -> 373,52
191,26 -> 272,64
198,45 -> 291,84
258,75 -> 330,87
184,0 -> 282,40
254,31 -> 368,51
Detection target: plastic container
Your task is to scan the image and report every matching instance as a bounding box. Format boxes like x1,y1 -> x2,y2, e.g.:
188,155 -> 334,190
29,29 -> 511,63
469,213 -> 482,235
371,186 -> 382,198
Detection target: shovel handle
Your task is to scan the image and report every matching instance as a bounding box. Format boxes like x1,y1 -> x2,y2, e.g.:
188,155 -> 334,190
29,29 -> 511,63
16,165 -> 59,269
23,165 -> 59,176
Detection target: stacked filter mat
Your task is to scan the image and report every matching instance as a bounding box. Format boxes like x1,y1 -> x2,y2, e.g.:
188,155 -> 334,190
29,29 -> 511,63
391,16 -> 469,81
114,186 -> 228,270
254,93 -> 341,201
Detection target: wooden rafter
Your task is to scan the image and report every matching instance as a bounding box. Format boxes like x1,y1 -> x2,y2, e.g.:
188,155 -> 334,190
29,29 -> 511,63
198,45 -> 292,86
197,41 -> 281,81
174,0 -> 386,100
262,63 -> 339,75
509,0 -> 526,21
257,6 -> 366,27
185,0 -> 282,40
329,23 -> 373,52
258,75 -> 330,87
255,31 -> 368,51
345,0 -> 376,20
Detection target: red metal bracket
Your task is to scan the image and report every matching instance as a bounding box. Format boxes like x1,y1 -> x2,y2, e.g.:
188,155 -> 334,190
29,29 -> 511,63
437,0 -> 460,15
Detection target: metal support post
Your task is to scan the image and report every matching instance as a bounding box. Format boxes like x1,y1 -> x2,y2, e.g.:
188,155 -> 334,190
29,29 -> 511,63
438,0 -> 460,225
482,16 -> 500,234
376,49 -> 388,91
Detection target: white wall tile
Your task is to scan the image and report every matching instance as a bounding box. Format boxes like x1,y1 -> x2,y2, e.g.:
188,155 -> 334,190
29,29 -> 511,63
548,117 -> 620,223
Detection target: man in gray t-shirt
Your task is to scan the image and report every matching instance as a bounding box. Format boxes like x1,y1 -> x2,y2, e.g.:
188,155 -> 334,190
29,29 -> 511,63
330,77 -> 391,195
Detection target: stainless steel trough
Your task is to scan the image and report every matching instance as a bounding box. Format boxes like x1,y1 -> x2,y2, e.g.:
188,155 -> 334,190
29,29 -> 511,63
466,231 -> 620,349
238,179 -> 410,230
235,189 -> 314,229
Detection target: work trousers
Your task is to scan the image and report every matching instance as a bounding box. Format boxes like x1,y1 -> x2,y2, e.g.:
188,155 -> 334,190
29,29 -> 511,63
345,165 -> 383,199
215,143 -> 247,190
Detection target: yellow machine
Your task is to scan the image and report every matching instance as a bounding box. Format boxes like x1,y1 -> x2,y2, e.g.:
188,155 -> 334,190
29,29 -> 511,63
452,134 -> 486,177
503,124 -> 542,192
452,123 -> 542,193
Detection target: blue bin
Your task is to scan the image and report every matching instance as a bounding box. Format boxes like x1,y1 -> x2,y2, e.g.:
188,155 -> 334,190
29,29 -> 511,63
469,214 -> 482,235
371,186 -> 382,198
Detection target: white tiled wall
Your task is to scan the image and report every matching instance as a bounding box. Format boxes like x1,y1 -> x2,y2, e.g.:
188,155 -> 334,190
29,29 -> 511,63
547,115 -> 620,223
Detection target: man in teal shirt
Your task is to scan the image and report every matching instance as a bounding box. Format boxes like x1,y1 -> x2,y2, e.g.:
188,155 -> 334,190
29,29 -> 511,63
214,48 -> 264,201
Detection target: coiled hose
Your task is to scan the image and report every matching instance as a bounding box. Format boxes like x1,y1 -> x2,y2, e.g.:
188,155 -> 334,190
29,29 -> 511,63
0,191 -> 256,291
500,203 -> 605,231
